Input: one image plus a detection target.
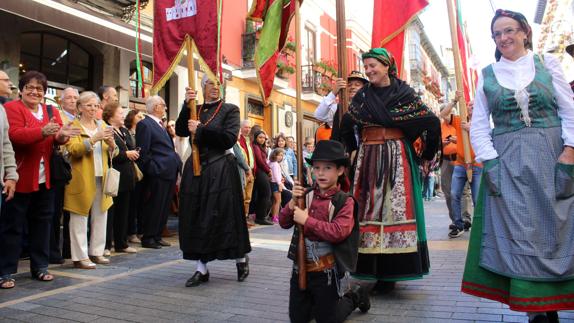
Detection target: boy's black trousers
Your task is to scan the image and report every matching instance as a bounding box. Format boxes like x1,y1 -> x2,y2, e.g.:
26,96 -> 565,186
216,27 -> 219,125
289,270 -> 357,323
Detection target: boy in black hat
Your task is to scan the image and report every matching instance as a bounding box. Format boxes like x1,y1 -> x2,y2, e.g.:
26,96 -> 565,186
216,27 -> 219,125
279,140 -> 369,323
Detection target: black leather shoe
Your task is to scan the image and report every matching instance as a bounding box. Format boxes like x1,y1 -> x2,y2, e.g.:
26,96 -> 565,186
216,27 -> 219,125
530,315 -> 550,323
185,271 -> 209,287
546,311 -> 559,323
156,239 -> 171,247
141,241 -> 162,249
373,280 -> 395,294
254,219 -> 273,225
351,285 -> 371,313
49,257 -> 65,265
236,257 -> 249,282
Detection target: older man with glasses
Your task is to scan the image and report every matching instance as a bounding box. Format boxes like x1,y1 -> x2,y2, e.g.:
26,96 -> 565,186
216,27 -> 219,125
135,96 -> 181,249
0,70 -> 15,104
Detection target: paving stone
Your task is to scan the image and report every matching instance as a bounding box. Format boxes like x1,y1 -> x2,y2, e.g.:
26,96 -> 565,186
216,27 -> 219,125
1,200 -> 573,322
452,312 -> 503,321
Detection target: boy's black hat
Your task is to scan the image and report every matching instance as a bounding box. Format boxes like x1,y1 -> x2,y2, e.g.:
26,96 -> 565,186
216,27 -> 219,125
305,140 -> 349,166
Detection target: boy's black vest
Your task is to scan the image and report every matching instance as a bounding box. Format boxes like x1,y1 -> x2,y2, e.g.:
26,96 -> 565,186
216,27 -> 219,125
287,191 -> 360,273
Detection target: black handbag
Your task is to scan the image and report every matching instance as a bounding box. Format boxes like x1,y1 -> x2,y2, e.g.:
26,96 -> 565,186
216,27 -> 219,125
46,105 -> 72,186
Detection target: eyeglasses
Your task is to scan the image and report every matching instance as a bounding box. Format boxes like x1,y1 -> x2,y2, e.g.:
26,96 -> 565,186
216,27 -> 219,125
492,27 -> 522,40
24,84 -> 44,93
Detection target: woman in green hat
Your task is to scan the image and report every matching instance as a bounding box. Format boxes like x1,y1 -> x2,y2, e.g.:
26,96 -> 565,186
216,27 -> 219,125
340,48 -> 441,290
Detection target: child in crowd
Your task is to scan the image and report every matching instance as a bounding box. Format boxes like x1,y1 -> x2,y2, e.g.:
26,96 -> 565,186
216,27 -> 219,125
268,148 -> 285,223
302,136 -> 315,187
279,140 -> 370,323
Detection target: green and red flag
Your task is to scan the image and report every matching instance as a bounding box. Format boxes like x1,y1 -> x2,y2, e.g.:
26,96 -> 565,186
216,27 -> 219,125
248,0 -> 300,105
371,0 -> 428,79
151,0 -> 223,94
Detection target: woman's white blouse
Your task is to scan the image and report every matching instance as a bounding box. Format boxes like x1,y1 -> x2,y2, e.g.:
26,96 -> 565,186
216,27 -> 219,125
470,51 -> 574,162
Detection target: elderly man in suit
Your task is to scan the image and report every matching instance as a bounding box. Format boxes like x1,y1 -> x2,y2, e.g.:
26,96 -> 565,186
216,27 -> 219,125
136,96 -> 181,249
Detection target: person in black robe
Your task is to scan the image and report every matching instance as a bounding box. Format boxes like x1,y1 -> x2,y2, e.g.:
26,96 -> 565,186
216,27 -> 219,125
175,75 -> 251,287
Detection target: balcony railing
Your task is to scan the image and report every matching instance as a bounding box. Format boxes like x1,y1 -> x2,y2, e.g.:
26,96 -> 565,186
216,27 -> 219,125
302,64 -> 331,96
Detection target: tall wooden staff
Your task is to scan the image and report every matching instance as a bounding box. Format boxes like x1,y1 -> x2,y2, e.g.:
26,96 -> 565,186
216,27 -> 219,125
294,0 -> 307,290
187,39 -> 201,176
446,0 -> 472,181
335,0 -> 348,122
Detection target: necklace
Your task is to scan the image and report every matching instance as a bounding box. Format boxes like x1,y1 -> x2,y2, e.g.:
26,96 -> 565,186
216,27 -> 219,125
199,100 -> 224,126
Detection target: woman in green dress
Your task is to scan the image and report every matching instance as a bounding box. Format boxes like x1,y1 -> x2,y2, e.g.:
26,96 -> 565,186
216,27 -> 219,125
340,48 -> 441,289
464,9 -> 574,323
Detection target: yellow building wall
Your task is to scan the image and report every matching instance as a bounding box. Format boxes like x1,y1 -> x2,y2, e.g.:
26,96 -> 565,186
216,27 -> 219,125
227,76 -> 318,139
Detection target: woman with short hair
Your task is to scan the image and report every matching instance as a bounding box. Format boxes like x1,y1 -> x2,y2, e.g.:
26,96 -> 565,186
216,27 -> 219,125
65,91 -> 117,269
0,71 -> 79,289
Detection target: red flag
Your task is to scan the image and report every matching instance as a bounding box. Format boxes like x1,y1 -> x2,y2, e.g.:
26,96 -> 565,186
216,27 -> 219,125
248,0 -> 299,105
151,0 -> 222,94
456,0 -> 471,102
371,0 -> 428,79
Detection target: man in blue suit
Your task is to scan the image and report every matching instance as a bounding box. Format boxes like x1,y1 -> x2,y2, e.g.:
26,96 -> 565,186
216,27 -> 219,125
136,95 -> 181,249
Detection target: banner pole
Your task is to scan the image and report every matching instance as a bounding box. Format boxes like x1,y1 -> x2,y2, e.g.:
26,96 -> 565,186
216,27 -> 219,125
187,39 -> 201,176
335,0 -> 348,120
446,0 -> 472,181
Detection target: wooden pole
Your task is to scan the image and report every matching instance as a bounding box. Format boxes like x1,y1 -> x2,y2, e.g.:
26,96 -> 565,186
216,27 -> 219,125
187,39 -> 201,176
446,0 -> 472,182
294,0 -> 307,291
335,0 -> 348,120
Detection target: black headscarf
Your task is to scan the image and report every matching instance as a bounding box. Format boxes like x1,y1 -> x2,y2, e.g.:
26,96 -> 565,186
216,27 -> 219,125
347,80 -> 440,160
342,48 -> 441,160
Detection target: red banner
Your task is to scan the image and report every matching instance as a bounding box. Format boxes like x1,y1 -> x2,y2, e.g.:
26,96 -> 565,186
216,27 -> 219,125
152,0 -> 221,94
371,0 -> 428,79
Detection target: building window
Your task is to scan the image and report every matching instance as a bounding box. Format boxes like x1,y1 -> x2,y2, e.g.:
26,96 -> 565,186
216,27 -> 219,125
20,32 -> 92,90
129,60 -> 153,99
247,98 -> 264,117
303,27 -> 316,66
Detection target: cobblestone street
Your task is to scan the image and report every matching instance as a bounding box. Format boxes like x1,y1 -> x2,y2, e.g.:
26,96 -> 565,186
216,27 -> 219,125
0,198 -> 572,323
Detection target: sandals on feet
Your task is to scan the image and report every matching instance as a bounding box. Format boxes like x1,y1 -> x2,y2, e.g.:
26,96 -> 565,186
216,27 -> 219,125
31,269 -> 54,282
0,276 -> 15,289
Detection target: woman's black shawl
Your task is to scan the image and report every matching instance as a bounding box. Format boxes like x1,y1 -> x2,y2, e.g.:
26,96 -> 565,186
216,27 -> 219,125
340,77 -> 441,161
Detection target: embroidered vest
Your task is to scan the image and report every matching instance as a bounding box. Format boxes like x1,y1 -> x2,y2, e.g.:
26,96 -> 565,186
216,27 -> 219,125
482,55 -> 561,136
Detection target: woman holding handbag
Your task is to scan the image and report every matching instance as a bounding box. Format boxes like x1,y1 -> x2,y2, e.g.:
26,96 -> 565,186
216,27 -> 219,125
64,91 -> 117,269
0,71 -> 79,289
103,102 -> 139,255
